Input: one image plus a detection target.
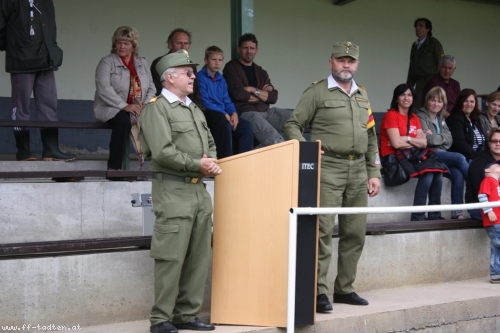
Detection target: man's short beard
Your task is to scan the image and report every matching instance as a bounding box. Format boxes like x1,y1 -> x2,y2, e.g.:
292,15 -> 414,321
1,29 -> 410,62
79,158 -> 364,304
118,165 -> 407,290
333,70 -> 353,83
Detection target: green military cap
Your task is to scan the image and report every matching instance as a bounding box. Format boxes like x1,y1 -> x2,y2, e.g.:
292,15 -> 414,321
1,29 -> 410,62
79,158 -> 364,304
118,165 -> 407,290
155,49 -> 199,76
332,41 -> 359,60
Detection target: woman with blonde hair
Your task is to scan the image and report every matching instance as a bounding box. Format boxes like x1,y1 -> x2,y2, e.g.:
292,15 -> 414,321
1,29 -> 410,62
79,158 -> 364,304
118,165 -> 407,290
94,26 -> 155,172
417,87 -> 468,219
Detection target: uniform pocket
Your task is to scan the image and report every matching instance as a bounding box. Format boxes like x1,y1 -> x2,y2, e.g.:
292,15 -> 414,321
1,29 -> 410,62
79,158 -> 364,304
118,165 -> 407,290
170,121 -> 196,142
150,223 -> 180,261
171,121 -> 195,133
323,99 -> 345,108
355,99 -> 370,109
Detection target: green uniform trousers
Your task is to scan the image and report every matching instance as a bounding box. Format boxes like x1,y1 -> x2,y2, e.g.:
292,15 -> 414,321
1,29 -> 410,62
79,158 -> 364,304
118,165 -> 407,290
149,177 -> 213,325
317,156 -> 368,295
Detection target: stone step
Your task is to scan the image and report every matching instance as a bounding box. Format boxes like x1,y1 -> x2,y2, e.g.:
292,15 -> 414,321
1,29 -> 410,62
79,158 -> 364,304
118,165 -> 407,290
0,158 -> 147,172
47,278 -> 500,333
0,229 -> 491,331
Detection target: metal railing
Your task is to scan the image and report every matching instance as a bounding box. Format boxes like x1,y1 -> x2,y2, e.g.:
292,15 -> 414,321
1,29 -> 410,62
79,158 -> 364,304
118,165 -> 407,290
286,201 -> 500,333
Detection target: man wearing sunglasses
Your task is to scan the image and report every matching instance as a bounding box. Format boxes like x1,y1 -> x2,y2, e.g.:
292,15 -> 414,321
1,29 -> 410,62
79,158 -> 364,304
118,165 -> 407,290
140,50 -> 220,333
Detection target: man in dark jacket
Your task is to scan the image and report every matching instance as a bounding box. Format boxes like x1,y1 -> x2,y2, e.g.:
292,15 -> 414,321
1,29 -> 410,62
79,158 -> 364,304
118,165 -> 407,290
223,33 -> 292,147
150,28 -> 205,111
407,18 -> 444,109
0,0 -> 75,161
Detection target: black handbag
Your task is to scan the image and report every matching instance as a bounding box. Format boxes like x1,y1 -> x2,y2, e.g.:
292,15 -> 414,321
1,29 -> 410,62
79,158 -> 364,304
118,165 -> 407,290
381,153 -> 410,187
381,114 -> 413,187
396,147 -> 449,177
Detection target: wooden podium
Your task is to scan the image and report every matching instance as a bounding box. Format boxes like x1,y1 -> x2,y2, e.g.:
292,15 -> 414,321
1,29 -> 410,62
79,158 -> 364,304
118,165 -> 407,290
211,140 -> 320,327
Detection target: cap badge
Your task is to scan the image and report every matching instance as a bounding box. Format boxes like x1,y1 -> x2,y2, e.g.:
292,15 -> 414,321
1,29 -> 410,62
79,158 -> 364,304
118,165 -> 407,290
183,49 -> 190,62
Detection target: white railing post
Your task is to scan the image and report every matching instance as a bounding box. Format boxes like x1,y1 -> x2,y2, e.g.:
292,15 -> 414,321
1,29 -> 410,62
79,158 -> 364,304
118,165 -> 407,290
287,209 -> 298,333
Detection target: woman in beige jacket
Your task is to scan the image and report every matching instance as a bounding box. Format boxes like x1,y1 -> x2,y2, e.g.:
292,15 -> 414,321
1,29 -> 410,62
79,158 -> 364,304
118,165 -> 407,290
94,26 -> 156,170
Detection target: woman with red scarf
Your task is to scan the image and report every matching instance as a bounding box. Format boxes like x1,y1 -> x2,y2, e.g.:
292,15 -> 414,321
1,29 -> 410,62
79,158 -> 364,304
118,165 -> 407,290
94,26 -> 156,171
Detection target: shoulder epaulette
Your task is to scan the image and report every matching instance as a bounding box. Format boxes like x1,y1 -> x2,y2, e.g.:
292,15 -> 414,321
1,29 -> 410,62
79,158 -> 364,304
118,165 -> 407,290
148,96 -> 159,104
303,79 -> 324,93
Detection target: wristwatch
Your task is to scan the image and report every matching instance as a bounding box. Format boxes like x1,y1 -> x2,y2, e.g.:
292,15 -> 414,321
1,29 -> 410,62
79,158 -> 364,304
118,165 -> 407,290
407,136 -> 411,143
254,90 -> 260,97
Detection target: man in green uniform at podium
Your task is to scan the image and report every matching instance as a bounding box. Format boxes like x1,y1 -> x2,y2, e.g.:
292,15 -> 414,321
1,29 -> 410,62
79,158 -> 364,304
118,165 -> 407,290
140,50 -> 221,333
284,42 -> 381,310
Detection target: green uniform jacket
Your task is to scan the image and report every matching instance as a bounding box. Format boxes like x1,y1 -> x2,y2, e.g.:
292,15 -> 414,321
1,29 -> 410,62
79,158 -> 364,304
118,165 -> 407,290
284,79 -> 381,179
139,94 -> 217,177
406,37 -> 444,86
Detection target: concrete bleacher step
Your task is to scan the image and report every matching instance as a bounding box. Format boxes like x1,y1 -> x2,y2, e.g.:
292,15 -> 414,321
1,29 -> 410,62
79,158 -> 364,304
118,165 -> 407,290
53,278 -> 500,333
0,158 -> 147,172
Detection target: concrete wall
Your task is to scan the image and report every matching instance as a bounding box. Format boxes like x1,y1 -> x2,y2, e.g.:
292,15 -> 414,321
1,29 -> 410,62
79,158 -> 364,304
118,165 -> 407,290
0,251 -> 154,329
0,174 -> 464,245
0,0 -> 498,112
0,175 -> 215,244
0,180 -> 153,244
0,229 -> 489,328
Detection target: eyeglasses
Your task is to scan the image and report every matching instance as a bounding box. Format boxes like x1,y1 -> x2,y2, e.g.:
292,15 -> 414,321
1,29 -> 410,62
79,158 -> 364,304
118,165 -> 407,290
489,140 -> 500,145
175,70 -> 194,77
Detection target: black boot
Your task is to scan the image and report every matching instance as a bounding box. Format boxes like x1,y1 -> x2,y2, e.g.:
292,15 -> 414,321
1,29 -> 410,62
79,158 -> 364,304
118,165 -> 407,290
13,129 -> 36,161
40,128 -> 76,161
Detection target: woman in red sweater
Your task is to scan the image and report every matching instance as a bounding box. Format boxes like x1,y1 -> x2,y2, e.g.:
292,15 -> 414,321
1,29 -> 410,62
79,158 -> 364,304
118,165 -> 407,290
380,83 -> 443,221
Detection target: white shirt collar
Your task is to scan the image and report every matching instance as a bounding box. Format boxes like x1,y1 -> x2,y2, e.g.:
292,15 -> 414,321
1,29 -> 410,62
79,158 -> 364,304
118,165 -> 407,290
416,37 -> 427,45
161,88 -> 192,106
327,74 -> 359,96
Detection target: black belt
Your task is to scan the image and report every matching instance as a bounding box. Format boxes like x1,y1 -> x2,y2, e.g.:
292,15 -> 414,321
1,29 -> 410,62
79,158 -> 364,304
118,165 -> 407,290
152,172 -> 203,184
323,151 -> 364,161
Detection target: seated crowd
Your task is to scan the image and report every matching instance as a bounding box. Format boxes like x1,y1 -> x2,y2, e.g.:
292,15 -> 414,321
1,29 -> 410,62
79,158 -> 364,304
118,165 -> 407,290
10,21 -> 498,223
6,20 -> 500,223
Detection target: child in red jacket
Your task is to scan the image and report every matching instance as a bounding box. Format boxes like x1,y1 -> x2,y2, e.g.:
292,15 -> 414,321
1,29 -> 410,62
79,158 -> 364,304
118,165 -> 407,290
478,163 -> 500,284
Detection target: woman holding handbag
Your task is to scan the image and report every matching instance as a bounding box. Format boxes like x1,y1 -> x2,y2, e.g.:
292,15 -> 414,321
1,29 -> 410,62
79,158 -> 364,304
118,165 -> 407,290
380,84 -> 444,221
417,87 -> 469,219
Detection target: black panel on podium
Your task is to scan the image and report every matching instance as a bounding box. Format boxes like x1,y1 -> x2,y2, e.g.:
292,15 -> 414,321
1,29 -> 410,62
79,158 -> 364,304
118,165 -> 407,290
294,141 -> 320,326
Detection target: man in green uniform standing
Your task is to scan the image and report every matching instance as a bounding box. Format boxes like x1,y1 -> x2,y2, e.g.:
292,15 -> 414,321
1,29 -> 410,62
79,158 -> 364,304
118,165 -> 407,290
284,42 -> 381,311
407,18 -> 444,108
140,50 -> 221,333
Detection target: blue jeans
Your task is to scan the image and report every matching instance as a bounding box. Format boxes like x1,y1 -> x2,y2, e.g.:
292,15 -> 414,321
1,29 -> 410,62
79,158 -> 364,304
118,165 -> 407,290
469,209 -> 483,221
241,107 -> 293,147
411,172 -> 443,221
434,150 -> 469,217
485,224 -> 500,279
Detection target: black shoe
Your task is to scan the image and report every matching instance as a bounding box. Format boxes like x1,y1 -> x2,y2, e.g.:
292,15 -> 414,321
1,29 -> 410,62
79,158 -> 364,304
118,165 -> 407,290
150,321 -> 178,333
333,292 -> 369,306
316,293 -> 333,312
173,317 -> 215,331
